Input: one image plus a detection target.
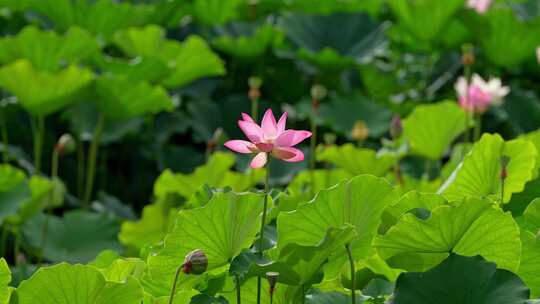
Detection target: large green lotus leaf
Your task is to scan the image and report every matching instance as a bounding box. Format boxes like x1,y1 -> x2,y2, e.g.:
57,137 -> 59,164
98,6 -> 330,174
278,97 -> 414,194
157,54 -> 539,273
112,26 -> 224,88
193,0 -> 242,25
470,7 -> 540,67
16,263 -> 143,304
119,203 -> 177,251
13,0 -> 154,39
387,0 -> 464,42
278,175 -> 398,261
439,134 -> 538,203
21,210 -> 122,263
517,198 -> 540,233
95,75 -> 173,120
380,191 -> 448,233
0,60 -> 94,116
393,254 -> 530,304
317,144 -> 396,177
402,101 -> 466,160
374,198 -> 521,272
153,152 -> 262,201
147,191 -> 264,284
0,26 -> 99,71
517,230 -> 540,298
0,164 -> 30,224
0,259 -> 11,304
212,23 -> 282,59
280,12 -> 388,69
522,128 -> 540,177
160,36 -> 225,89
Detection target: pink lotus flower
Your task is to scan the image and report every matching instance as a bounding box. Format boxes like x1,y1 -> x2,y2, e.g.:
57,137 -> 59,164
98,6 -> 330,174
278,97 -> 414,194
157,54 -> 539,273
455,74 -> 509,113
224,109 -> 311,168
467,0 -> 492,14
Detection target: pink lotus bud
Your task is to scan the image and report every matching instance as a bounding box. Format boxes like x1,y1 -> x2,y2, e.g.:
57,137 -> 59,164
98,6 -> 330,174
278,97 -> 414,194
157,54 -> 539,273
182,249 -> 208,275
390,116 -> 402,139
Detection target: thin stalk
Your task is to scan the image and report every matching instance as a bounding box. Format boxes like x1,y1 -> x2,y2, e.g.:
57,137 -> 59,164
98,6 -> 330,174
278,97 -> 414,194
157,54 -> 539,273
463,64 -> 472,146
33,116 -> 45,172
251,98 -> 259,122
38,149 -> 59,265
83,114 -> 105,207
256,159 -> 271,304
474,114 -> 482,142
0,113 -> 9,162
501,179 -> 505,205
0,225 -> 7,257
235,274 -> 242,304
345,243 -> 356,304
14,230 -> 20,267
302,285 -> 305,304
309,113 -> 317,197
393,162 -> 404,186
168,264 -> 183,304
77,140 -> 85,200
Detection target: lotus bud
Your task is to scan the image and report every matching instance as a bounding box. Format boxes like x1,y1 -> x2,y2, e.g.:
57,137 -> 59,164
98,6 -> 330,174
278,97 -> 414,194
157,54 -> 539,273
310,84 -> 327,101
55,134 -> 76,156
323,133 -> 337,146
461,44 -> 475,66
248,77 -> 263,101
266,271 -> 279,294
182,249 -> 208,275
351,121 -> 369,141
390,115 -> 402,139
500,156 -> 510,180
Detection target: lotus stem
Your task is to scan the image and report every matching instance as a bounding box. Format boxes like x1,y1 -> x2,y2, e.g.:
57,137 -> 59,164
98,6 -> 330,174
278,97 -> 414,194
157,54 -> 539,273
256,158 -> 271,304
345,243 -> 356,304
83,114 -> 105,208
251,98 -> 259,122
77,139 -> 85,200
474,113 -> 482,142
38,148 -> 59,265
235,274 -> 242,304
32,116 -> 45,172
1,113 -> 8,163
309,113 -> 317,197
168,264 -> 184,304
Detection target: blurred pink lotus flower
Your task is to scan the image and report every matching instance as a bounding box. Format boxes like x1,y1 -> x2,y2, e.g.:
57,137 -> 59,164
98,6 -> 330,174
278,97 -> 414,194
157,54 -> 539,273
455,74 -> 510,113
467,0 -> 492,14
224,109 -> 312,168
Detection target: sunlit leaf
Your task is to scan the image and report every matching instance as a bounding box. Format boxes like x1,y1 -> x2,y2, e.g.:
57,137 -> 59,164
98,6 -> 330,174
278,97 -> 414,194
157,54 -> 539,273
0,259 -> 11,304
0,60 -> 94,116
374,198 -> 521,272
402,101 -> 466,160
317,144 -> 395,176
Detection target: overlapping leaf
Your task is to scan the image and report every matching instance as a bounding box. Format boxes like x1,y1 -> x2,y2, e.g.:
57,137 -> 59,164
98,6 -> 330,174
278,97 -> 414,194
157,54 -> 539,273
317,144 -> 395,176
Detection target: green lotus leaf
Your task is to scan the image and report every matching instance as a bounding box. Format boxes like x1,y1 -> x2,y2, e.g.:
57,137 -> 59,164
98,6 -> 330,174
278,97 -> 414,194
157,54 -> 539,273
193,0 -> 242,26
12,0 -> 154,39
439,134 -> 538,203
0,164 -> 30,224
95,75 -> 173,120
393,254 -> 530,304
147,191 -> 265,285
402,101 -> 466,160
374,198 -> 521,272
517,230 -> 540,298
517,198 -> 540,233
113,24 -> 166,58
119,202 -> 177,251
153,152 -> 262,201
470,6 -> 540,67
16,263 -> 143,304
21,210 -> 122,263
0,60 -> 94,116
0,26 -> 99,71
280,12 -> 388,69
212,24 -> 282,59
317,144 -> 396,177
0,259 -> 12,304
387,0 -> 464,42
287,0 -> 383,15
160,36 -> 225,89
278,175 -> 398,262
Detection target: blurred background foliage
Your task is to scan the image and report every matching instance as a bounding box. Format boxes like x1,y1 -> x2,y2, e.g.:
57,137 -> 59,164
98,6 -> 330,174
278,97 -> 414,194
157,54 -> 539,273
0,0 -> 539,223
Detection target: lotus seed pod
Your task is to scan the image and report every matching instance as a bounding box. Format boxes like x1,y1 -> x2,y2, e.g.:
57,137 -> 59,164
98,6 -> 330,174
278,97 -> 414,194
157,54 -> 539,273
390,115 -> 402,139
266,271 -> 279,294
310,84 -> 327,101
182,249 -> 208,275
56,134 -> 76,155
351,121 -> 369,141
248,76 -> 263,90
